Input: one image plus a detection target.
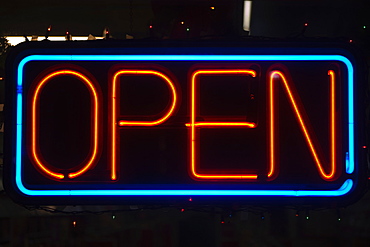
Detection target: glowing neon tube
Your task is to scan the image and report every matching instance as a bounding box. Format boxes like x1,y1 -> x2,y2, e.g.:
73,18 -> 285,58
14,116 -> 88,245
30,70 -> 100,180
269,71 -> 337,180
188,70 -> 259,180
15,54 -> 355,197
111,70 -> 178,180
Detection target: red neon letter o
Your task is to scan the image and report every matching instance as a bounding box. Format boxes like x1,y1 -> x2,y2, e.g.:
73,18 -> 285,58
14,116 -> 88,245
30,70 -> 100,180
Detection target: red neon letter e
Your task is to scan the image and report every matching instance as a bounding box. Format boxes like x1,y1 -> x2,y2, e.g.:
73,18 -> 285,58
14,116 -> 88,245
187,70 -> 259,180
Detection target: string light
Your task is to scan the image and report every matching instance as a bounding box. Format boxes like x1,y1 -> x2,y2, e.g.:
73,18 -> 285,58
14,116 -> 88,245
363,25 -> 367,29
337,209 -> 341,221
45,25 -> 51,39
21,206 -> 349,226
220,215 -> 225,224
181,21 -> 184,25
188,197 -> 192,202
210,6 -> 215,10
186,28 -> 190,32
65,31 -> 71,41
298,22 -> 308,36
149,25 -> 153,29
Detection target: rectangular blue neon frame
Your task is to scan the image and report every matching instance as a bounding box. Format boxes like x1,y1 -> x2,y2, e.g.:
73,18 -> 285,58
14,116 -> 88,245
15,54 -> 355,197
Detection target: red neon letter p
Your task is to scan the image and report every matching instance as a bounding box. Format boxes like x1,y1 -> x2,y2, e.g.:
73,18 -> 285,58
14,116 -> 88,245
110,70 -> 178,180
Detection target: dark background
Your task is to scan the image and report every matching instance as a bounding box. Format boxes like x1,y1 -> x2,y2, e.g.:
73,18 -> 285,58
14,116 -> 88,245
1,0 -> 370,246
1,0 -> 369,40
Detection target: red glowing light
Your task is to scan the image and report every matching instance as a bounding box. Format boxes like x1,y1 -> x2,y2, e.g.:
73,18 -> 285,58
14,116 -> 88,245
30,70 -> 100,180
269,70 -> 337,180
304,23 -> 308,27
363,146 -> 367,149
188,70 -> 259,180
149,25 -> 153,29
110,70 -> 178,180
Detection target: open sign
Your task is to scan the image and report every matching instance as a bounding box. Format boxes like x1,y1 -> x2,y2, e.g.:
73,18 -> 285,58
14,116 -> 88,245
4,42 -> 367,205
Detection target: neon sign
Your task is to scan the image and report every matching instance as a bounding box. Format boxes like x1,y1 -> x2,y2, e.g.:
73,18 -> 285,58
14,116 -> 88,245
3,42 -> 367,205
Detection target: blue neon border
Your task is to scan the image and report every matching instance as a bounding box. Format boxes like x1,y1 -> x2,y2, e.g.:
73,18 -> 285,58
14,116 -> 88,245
15,54 -> 355,197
